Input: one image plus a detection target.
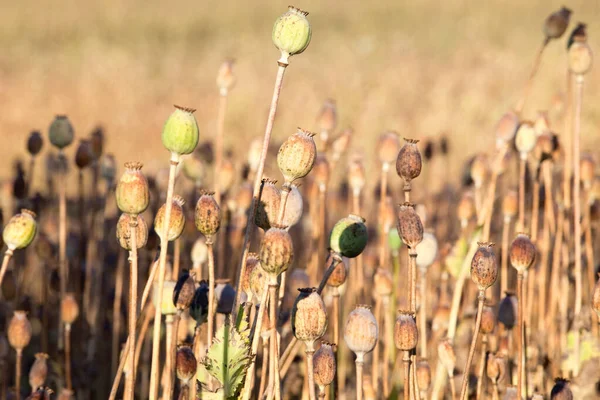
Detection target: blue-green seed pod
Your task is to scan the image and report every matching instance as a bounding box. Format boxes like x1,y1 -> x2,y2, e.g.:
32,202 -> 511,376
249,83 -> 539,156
3,209 -> 37,250
48,115 -> 74,150
161,105 -> 199,156
329,215 -> 368,258
272,6 -> 311,63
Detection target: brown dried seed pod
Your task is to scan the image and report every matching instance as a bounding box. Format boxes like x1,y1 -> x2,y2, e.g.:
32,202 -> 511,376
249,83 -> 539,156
568,39 -> 593,75
326,253 -> 348,288
291,288 -> 328,348
544,7 -> 572,40
277,128 -> 317,184
480,305 -> 496,334
216,59 -> 236,95
377,131 -> 401,165
317,99 -> 337,134
437,338 -> 456,376
470,242 -> 498,290
343,305 -> 378,361
255,179 -> 281,231
115,162 -> 149,216
457,192 -> 476,226
470,154 -> 489,188
241,253 -> 259,299
312,154 -> 330,189
509,233 -> 536,273
116,214 -> 148,251
215,279 -> 236,314
61,294 -> 79,325
396,202 -> 424,249
551,378 -> 573,399
249,256 -> 268,302
313,342 -> 336,389
592,274 -> 600,318
27,131 -> 44,156
498,292 -> 518,330
74,139 -> 93,169
8,311 -> 32,351
281,184 -> 304,228
394,311 -> 418,351
155,195 -> 186,241
374,268 -> 393,298
396,138 -> 422,184
29,352 -> 49,391
495,111 -> 519,146
259,226 -> 293,279
348,156 -> 366,194
416,359 -> 432,393
176,345 -> 197,385
502,190 -> 518,220
486,353 -> 506,383
195,192 -> 221,238
173,272 -> 196,311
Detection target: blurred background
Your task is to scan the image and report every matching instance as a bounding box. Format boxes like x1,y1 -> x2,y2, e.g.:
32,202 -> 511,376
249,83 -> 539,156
0,0 -> 599,186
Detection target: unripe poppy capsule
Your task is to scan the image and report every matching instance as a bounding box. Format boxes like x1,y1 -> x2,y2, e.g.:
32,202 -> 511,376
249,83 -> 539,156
3,209 -> 37,250
272,6 -> 311,63
48,115 -> 74,150
161,105 -> 199,156
259,226 -> 294,279
116,162 -> 149,216
329,214 -> 368,258
277,128 -> 317,184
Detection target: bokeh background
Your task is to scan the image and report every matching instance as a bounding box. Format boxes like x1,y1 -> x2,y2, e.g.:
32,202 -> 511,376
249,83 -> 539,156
1,0 -> 599,186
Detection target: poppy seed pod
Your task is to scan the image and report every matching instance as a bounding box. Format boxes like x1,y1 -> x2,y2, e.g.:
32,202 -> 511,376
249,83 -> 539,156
416,359 -> 432,393
259,226 -> 294,279
61,294 -> 79,325
215,279 -> 236,314
247,138 -> 262,173
502,190 -> 518,220
191,237 -> 208,267
29,352 -> 49,391
173,272 -> 196,311
568,39 -> 593,75
396,138 -> 422,186
281,184 -> 304,228
495,111 -> 519,146
100,154 -> 117,183
291,288 -> 328,348
457,192 -> 476,226
48,115 -> 74,150
250,256 -> 268,302
498,292 -> 518,330
317,99 -> 337,134
155,195 -> 186,242
89,126 -> 104,159
480,305 -> 496,334
27,131 -> 43,156
416,232 -> 438,269
394,311 -> 418,351
74,139 -> 93,169
502,387 -> 519,400
181,153 -> 205,184
272,6 -> 311,62
313,154 -> 330,189
176,345 -> 197,385
8,311 -> 32,351
374,268 -> 393,298
592,274 -> 600,318
330,128 -> 352,162
195,191 -> 221,239
470,154 -> 489,188
580,154 -> 595,189
515,121 -> 536,158
544,7 -> 572,40
396,203 -> 424,250
255,179 -> 281,231
277,128 -> 317,185
348,156 -> 366,194
343,305 -> 378,361
313,342 -> 336,389
326,253 -> 348,288
190,282 -> 209,323
509,233 -> 536,273
471,242 -> 498,290
437,338 -> 456,376
486,353 -> 506,383
3,209 -> 37,250
116,214 -> 148,251
218,158 -> 236,194
329,214 -> 368,258
377,131 -> 401,165
154,280 -> 178,315
241,253 -> 260,298
161,105 -> 199,156
216,59 -> 236,95
551,378 -> 573,400
116,162 -> 149,216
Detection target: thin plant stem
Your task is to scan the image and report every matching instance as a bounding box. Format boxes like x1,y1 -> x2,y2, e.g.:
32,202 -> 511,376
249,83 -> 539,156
459,291 -> 485,399
277,185 -> 291,225
149,153 -> 179,400
584,191 -> 596,333
65,324 -> 73,390
306,348 -> 317,400
448,373 -> 457,400
26,156 -> 36,196
371,296 -> 381,389
378,163 -> 389,266
241,284 -> 269,400
419,268 -> 427,358
125,219 -> 139,400
207,238 -> 216,346
403,353 -> 411,400
475,335 -> 488,400
332,292 -> 340,346
481,145 -> 508,241
134,306 -> 154,380
409,252 -> 417,313
492,382 -> 499,400
58,154 -> 68,350
41,260 -> 48,353
318,186 -> 326,271
0,249 -> 14,290
234,62 -> 288,314
168,313 -> 181,399
383,296 -> 392,397
112,250 -> 126,377
356,360 -> 364,400
517,272 -> 525,399
515,39 -> 548,115
190,325 -> 203,400
501,217 -> 511,295
15,349 -> 22,400
162,315 -> 175,399
141,259 -> 159,311
173,238 -> 181,280
518,157 -> 527,233
563,71 -> 573,209
259,337 -> 269,400
542,162 -> 556,234
280,338 -> 302,378
265,283 -> 282,400
215,93 -> 228,279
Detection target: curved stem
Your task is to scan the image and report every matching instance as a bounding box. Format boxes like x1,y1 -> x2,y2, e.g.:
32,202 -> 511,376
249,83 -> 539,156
459,291 -> 485,399
517,272 -> 525,399
141,259 -> 159,311
234,62 -> 288,314
149,154 -> 179,400
515,39 -> 548,115
0,249 -> 14,291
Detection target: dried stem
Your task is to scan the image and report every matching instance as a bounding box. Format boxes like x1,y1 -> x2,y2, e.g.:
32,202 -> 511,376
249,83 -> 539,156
409,252 -> 417,313
371,296 -> 381,389
259,337 -> 269,399
162,315 -> 175,399
501,217 -> 511,295
518,157 -> 527,233
515,39 -> 548,115
125,219 -> 139,400
266,283 -> 282,400
403,352 -> 411,400
215,93 -> 228,280
0,249 -> 14,290
241,283 -> 269,400
207,237 -> 216,346
15,349 -> 22,400
234,62 -> 288,314
356,360 -> 364,400
112,250 -> 126,377
65,324 -> 73,390
517,272 -> 525,399
149,154 -> 179,400
459,291 -> 485,399
173,238 -> 181,280
306,348 -> 317,400
419,268 -> 428,358
476,335 -> 488,400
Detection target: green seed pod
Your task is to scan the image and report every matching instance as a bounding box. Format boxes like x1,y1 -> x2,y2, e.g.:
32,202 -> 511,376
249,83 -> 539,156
272,6 -> 311,63
194,191 -> 221,239
48,115 -> 74,150
155,195 -> 186,242
116,214 -> 148,251
291,288 -> 327,348
161,105 -> 199,156
259,226 -> 294,279
115,162 -> 149,216
27,131 -> 44,156
277,128 -> 317,184
396,203 -> 423,250
329,214 -> 368,258
509,233 -> 536,273
3,209 -> 37,250
394,311 -> 418,351
388,228 -> 402,252
471,242 -> 498,290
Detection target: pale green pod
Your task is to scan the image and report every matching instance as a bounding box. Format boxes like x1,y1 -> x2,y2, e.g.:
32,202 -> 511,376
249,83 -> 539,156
161,105 -> 199,156
277,128 -> 317,184
329,215 -> 368,258
272,6 -> 311,62
153,280 -> 178,315
3,209 -> 37,250
48,115 -> 74,150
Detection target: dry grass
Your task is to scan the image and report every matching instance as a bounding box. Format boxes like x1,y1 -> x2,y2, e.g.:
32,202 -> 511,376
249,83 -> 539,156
0,0 -> 599,188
